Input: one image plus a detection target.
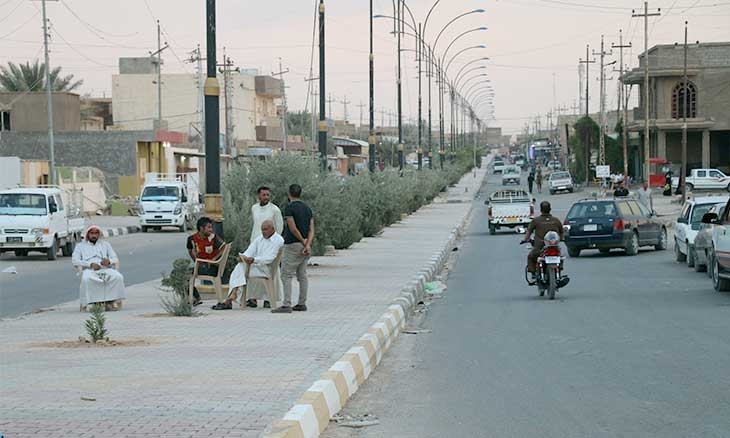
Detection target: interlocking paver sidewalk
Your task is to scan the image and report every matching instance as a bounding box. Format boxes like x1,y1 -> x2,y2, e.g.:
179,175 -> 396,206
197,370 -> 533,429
0,165 -> 488,438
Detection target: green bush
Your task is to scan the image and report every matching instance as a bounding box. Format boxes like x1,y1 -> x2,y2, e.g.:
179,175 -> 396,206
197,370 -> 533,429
221,149 -> 477,258
84,304 -> 108,343
160,258 -> 198,317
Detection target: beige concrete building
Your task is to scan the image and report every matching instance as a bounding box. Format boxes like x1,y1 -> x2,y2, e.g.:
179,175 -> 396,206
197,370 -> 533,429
622,42 -> 730,173
0,92 -> 80,132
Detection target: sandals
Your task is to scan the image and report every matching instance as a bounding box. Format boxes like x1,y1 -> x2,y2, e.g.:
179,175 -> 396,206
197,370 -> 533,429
211,302 -> 232,310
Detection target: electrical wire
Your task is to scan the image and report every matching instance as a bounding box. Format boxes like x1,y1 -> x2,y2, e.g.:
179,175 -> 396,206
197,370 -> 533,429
0,11 -> 40,40
0,0 -> 25,26
50,23 -> 116,68
59,0 -> 139,40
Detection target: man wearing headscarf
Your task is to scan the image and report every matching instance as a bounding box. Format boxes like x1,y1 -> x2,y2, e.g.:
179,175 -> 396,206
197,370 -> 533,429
72,225 -> 126,310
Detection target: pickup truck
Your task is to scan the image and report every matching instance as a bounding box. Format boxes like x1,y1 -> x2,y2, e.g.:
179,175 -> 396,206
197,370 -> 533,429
673,169 -> 730,192
0,186 -> 86,260
704,197 -> 730,291
501,165 -> 521,185
139,173 -> 202,233
493,158 -> 507,174
485,189 -> 534,235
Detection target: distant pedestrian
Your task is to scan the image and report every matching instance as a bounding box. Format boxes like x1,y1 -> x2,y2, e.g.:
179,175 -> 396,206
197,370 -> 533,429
613,181 -> 629,197
636,181 -> 653,211
536,169 -> 543,194
272,184 -> 315,314
527,172 -> 535,194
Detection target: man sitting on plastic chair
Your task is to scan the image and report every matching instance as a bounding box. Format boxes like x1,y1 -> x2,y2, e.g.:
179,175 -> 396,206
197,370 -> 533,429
212,220 -> 284,310
72,225 -> 126,311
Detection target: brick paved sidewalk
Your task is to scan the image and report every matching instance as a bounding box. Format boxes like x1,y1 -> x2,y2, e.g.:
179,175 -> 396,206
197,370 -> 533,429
0,165 -> 488,438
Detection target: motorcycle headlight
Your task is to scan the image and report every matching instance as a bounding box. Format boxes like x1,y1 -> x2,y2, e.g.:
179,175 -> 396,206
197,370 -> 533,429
174,204 -> 183,215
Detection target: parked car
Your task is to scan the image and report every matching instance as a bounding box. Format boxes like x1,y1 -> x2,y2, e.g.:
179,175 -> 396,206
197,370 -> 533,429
704,197 -> 730,291
674,196 -> 729,267
692,202 -> 726,274
485,189 -> 534,235
501,165 -> 521,185
563,198 -> 667,257
493,158 -> 507,174
672,168 -> 730,192
548,171 -> 574,195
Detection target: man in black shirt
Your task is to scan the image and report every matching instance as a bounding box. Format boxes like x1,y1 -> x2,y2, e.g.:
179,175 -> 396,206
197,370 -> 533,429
272,184 -> 315,313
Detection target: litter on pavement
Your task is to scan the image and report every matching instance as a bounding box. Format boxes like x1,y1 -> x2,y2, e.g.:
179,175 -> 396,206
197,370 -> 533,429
425,281 -> 447,295
2,266 -> 17,274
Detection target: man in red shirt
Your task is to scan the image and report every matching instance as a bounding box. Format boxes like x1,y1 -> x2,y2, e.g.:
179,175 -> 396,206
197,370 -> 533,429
187,217 -> 225,306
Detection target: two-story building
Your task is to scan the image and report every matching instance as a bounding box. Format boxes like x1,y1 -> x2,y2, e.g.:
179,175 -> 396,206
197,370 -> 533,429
622,42 -> 730,174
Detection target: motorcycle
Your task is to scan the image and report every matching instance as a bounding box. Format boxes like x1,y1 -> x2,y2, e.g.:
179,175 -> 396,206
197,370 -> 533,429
519,229 -> 570,300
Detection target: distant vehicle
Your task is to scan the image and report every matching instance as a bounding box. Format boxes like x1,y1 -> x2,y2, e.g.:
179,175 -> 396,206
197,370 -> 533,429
485,189 -> 534,235
674,196 -> 729,267
672,169 -> 730,192
563,198 -> 667,257
702,197 -> 730,291
515,156 -> 526,168
501,165 -> 521,185
139,174 -> 202,233
0,186 -> 85,260
493,158 -> 507,174
548,171 -> 574,195
692,202 -> 726,274
545,160 -> 562,172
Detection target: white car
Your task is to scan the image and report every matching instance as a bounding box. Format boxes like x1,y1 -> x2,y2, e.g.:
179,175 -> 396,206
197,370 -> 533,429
501,166 -> 521,185
548,171 -> 574,195
675,196 -> 729,267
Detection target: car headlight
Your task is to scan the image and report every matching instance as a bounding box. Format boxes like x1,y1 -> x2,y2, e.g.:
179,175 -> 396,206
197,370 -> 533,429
138,205 -> 145,214
174,204 -> 182,215
31,228 -> 49,235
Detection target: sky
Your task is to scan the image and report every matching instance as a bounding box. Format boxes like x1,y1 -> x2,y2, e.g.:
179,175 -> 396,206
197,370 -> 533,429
1,0 -> 729,136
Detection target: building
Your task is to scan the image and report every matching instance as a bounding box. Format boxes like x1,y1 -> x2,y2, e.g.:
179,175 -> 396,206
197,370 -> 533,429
0,92 -> 80,132
622,42 -> 730,173
111,57 -> 284,156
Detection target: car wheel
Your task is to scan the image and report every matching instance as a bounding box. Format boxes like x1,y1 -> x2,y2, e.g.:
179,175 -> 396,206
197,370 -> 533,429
625,232 -> 639,256
655,228 -> 668,251
549,190 -> 555,195
61,239 -> 75,257
712,258 -> 730,292
568,188 -> 574,193
46,239 -> 58,261
141,226 -> 148,233
489,224 -> 496,235
599,248 -> 611,254
708,251 -> 716,279
567,246 -> 581,257
686,243 -> 695,267
726,183 -> 730,193
674,239 -> 687,262
14,249 -> 28,257
694,248 -> 706,272
687,183 -> 694,192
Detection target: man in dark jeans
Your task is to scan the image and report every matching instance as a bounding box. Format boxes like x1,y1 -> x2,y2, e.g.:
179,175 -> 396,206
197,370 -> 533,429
187,217 -> 225,306
272,184 -> 315,314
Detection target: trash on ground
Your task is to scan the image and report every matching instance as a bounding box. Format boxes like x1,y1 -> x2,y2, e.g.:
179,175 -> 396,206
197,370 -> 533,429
2,266 -> 17,274
424,281 -> 447,295
80,396 -> 96,401
403,328 -> 432,335
332,413 -> 380,428
452,247 -> 459,252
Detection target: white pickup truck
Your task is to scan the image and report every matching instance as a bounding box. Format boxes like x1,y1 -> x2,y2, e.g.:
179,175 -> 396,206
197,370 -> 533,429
493,158 -> 508,174
485,189 -> 535,235
673,169 -> 730,192
502,165 -> 521,185
0,186 -> 86,260
139,173 -> 202,233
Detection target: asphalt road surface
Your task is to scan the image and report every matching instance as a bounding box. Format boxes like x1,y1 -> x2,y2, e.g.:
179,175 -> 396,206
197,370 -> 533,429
0,230 -> 188,318
324,172 -> 730,438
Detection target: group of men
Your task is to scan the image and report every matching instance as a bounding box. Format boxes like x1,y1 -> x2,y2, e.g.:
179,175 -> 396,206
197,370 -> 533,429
73,183 -> 315,315
187,184 -> 314,314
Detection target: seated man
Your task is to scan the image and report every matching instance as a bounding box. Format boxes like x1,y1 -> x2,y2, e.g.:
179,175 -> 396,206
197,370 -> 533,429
187,217 -> 226,306
72,225 -> 126,311
212,220 -> 284,310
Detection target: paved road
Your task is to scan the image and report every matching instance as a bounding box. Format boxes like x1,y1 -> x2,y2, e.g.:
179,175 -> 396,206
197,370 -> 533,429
0,230 -> 188,318
324,173 -> 730,438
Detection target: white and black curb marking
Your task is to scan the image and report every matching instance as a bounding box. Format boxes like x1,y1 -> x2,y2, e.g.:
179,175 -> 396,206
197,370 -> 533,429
264,163 -> 489,438
100,226 -> 141,238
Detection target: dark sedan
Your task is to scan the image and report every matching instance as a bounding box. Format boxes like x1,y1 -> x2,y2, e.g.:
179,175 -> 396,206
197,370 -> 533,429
564,198 -> 668,257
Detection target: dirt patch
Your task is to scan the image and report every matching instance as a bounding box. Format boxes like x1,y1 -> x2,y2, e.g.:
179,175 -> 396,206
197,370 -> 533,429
138,312 -> 174,318
34,337 -> 154,349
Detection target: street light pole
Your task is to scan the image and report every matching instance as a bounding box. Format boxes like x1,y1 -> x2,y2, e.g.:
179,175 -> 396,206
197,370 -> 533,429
396,1 -> 404,171
318,0 -> 328,170
40,0 -> 55,185
681,21 -> 688,200
417,22 -> 423,170
369,0 -> 376,173
203,0 -> 221,205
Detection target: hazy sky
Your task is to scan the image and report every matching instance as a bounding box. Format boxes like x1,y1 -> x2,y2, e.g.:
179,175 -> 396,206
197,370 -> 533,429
1,0 -> 728,135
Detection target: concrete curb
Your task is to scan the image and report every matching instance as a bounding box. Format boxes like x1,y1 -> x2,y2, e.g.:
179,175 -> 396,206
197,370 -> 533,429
263,160 -> 489,438
100,225 -> 141,238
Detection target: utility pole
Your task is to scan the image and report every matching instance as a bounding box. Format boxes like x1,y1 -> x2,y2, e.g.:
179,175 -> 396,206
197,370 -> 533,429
40,0 -> 56,184
633,2 -> 661,181
594,35 -> 612,166
368,0 -> 375,172
272,58 -> 290,150
318,0 -> 327,170
613,29 -> 632,179
579,44 -> 596,185
681,21 -> 689,199
150,21 -> 169,130
203,0 -> 222,232
327,94 -> 336,122
218,51 -> 239,156
357,101 -> 365,136
305,76 -> 318,148
189,45 -> 206,140
340,95 -> 350,124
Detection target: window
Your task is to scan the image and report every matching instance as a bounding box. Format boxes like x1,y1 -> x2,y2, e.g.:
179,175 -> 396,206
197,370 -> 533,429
633,201 -> 652,217
709,170 -> 723,178
567,201 -> 616,219
0,110 -> 9,131
617,201 -> 635,217
54,195 -> 64,212
671,80 -> 697,119
697,170 -> 706,178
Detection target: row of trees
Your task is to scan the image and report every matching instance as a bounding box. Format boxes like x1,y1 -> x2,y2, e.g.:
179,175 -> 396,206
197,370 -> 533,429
0,60 -> 82,92
569,116 -> 637,183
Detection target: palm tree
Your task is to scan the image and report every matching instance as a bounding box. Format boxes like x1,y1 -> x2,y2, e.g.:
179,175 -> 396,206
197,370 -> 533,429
0,60 -> 83,92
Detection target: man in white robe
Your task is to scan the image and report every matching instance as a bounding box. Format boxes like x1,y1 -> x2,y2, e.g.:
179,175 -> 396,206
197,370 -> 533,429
72,225 -> 126,310
212,220 -> 284,310
249,186 -> 284,307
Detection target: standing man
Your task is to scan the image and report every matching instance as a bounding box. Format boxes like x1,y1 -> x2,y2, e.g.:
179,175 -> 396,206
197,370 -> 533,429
272,184 -> 315,314
187,217 -> 225,306
73,225 -> 126,310
636,181 -> 653,211
536,169 -> 543,194
250,186 -> 284,241
527,172 -> 535,194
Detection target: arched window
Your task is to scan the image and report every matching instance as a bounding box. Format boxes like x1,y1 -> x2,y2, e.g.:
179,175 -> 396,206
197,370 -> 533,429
672,80 -> 697,119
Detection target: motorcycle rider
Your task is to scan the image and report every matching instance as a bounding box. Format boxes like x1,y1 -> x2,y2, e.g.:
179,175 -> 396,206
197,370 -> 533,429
522,201 -> 564,282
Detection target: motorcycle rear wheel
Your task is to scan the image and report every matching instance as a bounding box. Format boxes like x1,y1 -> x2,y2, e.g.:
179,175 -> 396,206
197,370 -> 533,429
547,268 -> 557,300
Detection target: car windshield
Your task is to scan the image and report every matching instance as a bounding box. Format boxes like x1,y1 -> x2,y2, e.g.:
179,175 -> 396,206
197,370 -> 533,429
141,186 -> 180,201
505,167 -> 518,174
567,201 -> 616,219
551,172 -> 570,180
0,193 -> 47,216
692,203 -> 724,223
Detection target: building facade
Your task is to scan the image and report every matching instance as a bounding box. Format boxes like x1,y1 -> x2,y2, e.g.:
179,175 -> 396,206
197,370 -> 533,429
0,92 -> 80,132
623,42 -> 730,173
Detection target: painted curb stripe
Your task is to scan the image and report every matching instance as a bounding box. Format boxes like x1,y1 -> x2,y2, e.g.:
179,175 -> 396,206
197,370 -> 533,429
347,345 -> 372,380
308,380 -> 342,418
283,404 -> 318,438
355,339 -> 378,369
319,370 -> 349,408
341,352 -> 367,385
297,392 -> 332,434
330,361 -> 358,396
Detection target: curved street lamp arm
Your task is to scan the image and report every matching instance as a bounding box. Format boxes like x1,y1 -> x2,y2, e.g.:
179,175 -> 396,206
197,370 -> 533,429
442,27 -> 487,67
465,84 -> 494,102
445,46 -> 487,74
423,0 -> 442,38
374,14 -> 418,34
454,66 -> 487,90
453,58 -> 488,87
458,74 -> 489,96
433,9 -> 484,52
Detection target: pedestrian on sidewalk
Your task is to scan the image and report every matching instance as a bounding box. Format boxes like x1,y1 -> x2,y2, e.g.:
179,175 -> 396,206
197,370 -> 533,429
527,172 -> 535,194
213,220 -> 284,310
613,181 -> 630,197
246,186 -> 284,308
72,225 -> 126,311
536,169 -> 543,194
636,181 -> 653,211
187,217 -> 225,306
273,184 -> 315,314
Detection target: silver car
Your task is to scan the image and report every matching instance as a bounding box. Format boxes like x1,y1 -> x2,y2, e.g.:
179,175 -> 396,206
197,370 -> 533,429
548,171 -> 574,195
693,202 -> 726,274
